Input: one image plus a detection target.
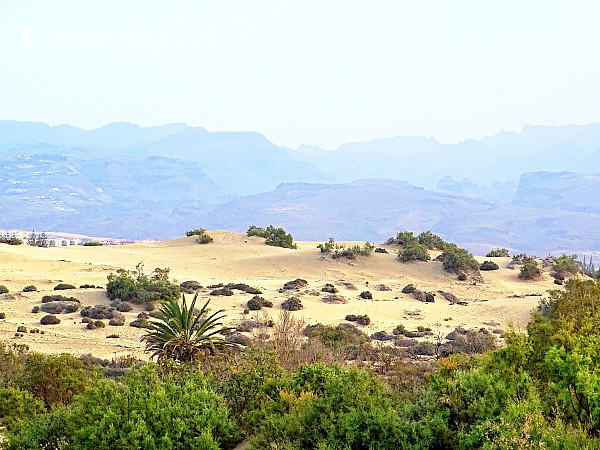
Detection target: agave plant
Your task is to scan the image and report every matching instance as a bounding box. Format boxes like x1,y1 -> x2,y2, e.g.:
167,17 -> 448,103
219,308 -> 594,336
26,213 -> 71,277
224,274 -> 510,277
142,294 -> 232,362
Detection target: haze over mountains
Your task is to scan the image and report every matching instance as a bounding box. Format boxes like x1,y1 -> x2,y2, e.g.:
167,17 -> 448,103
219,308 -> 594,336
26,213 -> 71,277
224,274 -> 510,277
0,120 -> 599,253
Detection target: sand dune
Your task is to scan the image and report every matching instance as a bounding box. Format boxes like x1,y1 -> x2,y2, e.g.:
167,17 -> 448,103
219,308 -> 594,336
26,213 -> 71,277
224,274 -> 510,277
0,231 -> 554,359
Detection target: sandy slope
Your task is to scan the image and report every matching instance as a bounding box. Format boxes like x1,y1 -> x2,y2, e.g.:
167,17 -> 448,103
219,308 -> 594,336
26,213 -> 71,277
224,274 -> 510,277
0,231 -> 556,359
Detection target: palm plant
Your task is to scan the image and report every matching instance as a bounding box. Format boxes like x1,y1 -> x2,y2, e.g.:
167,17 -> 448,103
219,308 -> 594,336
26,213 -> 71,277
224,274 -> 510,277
142,294 -> 233,362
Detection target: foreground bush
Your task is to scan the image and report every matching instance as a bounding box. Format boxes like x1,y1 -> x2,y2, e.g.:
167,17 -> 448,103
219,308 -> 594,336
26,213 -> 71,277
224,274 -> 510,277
4,366 -> 239,450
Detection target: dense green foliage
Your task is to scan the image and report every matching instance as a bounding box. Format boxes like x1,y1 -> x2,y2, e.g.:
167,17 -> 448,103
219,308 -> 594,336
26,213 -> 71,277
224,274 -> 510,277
442,244 -> 480,274
553,254 -> 579,277
0,285 -> 8,294
106,265 -> 180,304
418,231 -> 448,250
83,241 -> 103,246
4,365 -> 239,450
485,248 -> 510,257
247,225 -> 297,249
394,231 -> 431,262
3,279 -> 600,448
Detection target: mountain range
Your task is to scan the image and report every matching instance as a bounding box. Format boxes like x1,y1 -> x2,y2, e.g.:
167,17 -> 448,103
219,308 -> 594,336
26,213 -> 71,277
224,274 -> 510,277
0,120 -> 599,253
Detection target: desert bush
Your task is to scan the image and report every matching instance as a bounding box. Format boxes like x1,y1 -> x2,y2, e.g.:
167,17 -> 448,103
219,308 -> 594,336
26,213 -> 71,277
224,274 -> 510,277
486,248 -> 510,257
360,290 -> 372,299
40,315 -> 61,325
418,231 -> 448,250
210,287 -> 234,296
0,285 -> 9,294
40,302 -> 79,315
553,254 -> 579,277
247,224 -> 297,249
53,283 -> 75,291
332,242 -> 375,260
519,257 -> 542,280
371,331 -> 395,341
282,296 -> 303,311
180,280 -> 203,294
22,285 -> 37,292
283,278 -> 308,290
129,318 -> 149,328
345,314 -> 357,322
106,267 -> 180,304
115,302 -> 132,312
87,320 -> 105,330
398,240 -> 431,262
17,326 -> 27,333
442,243 -> 480,274
0,237 -> 22,245
80,305 -> 116,320
31,306 -> 39,313
79,284 -> 96,289
0,312 -> 5,319
226,333 -> 252,346
109,318 -> 125,326
322,283 -> 338,293
480,260 -> 499,271
247,298 -> 263,311
226,283 -> 262,294
186,228 -> 214,244
402,284 -> 417,293
317,237 -> 335,253
322,294 -> 347,304
83,241 -> 102,246
356,314 -> 371,325
41,294 -> 79,303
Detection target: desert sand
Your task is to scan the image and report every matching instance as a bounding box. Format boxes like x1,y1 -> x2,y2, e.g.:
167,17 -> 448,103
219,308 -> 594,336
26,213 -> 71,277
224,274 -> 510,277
0,231 -> 555,360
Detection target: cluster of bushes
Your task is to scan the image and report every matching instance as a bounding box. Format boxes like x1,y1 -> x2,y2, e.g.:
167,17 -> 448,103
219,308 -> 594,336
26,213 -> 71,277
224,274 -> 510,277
186,228 -> 214,244
282,278 -> 308,290
417,231 -> 448,250
486,248 -> 510,257
4,280 -> 600,448
345,314 -> 371,325
552,254 -> 579,277
318,238 -> 375,260
209,283 -> 262,295
106,265 -> 180,304
394,231 -> 432,262
0,237 -> 22,245
247,225 -> 297,249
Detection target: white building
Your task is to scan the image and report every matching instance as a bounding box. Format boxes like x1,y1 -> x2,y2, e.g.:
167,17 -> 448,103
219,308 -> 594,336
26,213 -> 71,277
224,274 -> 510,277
49,237 -> 82,247
0,229 -> 28,242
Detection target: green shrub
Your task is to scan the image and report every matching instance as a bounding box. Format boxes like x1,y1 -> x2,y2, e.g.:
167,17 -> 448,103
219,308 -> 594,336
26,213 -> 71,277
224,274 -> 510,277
418,231 -> 448,250
0,312 -> 5,320
3,366 -> 238,449
486,248 -> 510,257
247,225 -> 297,249
106,267 -> 180,304
317,237 -> 335,253
186,228 -> 214,244
17,326 -> 27,333
247,298 -> 263,311
398,241 -> 431,261
282,297 -> 303,311
553,254 -> 579,277
0,285 -> 9,294
442,244 -> 480,274
53,283 -> 75,291
22,285 -> 37,292
331,242 -> 374,260
40,315 -> 61,325
0,237 -> 22,245
519,258 -> 542,280
83,242 -> 102,246
0,387 -> 44,426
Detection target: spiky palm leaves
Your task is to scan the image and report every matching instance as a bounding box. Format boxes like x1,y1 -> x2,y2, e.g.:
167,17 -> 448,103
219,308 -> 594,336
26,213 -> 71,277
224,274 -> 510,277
142,294 -> 232,362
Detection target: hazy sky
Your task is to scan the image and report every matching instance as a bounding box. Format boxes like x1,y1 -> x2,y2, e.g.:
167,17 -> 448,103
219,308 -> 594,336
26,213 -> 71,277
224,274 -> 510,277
1,0 -> 599,149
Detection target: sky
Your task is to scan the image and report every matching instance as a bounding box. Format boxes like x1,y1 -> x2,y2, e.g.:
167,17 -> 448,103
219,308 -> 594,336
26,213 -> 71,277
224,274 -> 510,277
1,0 -> 599,150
